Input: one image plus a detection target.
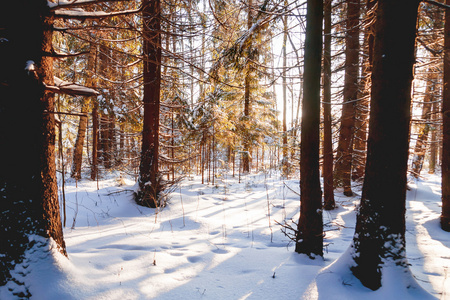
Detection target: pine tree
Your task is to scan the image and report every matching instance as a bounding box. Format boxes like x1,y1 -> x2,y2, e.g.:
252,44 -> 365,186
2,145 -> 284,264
350,0 -> 421,289
295,0 -> 323,257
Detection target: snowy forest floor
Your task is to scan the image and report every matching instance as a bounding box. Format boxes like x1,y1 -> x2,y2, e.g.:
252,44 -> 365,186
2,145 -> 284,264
2,171 -> 450,299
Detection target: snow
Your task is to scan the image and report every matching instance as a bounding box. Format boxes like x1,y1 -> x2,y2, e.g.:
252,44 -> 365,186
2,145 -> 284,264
25,60 -> 35,72
50,76 -> 99,96
1,172 -> 449,299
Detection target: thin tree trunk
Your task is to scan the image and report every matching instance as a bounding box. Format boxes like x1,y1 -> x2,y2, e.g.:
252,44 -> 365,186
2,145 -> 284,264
442,0 -> 450,231
429,99 -> 438,174
295,0 -> 323,257
242,0 -> 253,174
411,70 -> 435,178
71,111 -> 88,179
91,99 -> 99,181
282,3 -> 289,176
352,0 -> 374,181
71,45 -> 96,179
351,0 -> 420,289
322,0 -> 335,211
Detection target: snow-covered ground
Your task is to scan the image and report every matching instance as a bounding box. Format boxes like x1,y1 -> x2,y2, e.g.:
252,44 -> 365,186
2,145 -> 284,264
2,172 -> 449,299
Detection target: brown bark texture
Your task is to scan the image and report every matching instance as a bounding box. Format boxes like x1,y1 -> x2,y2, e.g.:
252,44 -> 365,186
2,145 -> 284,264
442,0 -> 450,231
135,0 -> 162,208
351,0 -> 420,290
334,0 -> 360,197
72,46 -> 96,180
352,0 -> 375,181
0,0 -> 66,288
322,0 -> 335,210
242,0 -> 254,174
411,70 -> 435,178
295,0 -> 323,257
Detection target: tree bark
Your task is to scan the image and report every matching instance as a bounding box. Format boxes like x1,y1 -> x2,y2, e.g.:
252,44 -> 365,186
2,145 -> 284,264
282,3 -> 289,176
411,70 -> 435,178
322,0 -> 335,211
334,0 -> 360,197
71,112 -> 88,179
442,0 -> 450,231
428,99 -> 438,174
91,98 -> 99,180
351,0 -> 420,290
352,0 -> 375,181
0,0 -> 66,287
295,0 -> 323,257
135,0 -> 162,208
242,0 -> 254,174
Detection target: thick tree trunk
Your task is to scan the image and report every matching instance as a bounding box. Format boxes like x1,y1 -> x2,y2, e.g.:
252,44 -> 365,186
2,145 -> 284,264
351,0 -> 420,290
295,0 -> 323,257
442,0 -> 450,231
322,0 -> 335,211
135,0 -> 162,208
334,0 -> 360,197
0,0 -> 66,288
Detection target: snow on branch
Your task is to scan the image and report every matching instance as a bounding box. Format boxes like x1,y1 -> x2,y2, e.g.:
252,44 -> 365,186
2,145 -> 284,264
46,77 -> 99,96
54,7 -> 141,20
48,0 -> 132,10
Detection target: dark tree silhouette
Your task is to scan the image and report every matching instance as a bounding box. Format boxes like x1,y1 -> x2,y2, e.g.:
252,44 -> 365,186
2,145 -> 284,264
442,0 -> 450,231
0,0 -> 66,288
295,0 -> 323,257
350,0 -> 421,290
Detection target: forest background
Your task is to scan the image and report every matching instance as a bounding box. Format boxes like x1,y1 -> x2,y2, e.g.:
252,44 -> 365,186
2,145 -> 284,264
1,0 -> 450,298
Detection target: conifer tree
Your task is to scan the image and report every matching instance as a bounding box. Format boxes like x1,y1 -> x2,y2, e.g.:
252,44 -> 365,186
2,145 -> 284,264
295,0 -> 323,257
351,0 -> 421,289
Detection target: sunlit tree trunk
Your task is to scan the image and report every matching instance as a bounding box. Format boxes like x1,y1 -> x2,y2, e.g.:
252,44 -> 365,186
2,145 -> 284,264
282,2 -> 289,176
411,69 -> 435,178
352,0 -> 375,181
335,0 -> 360,196
242,0 -> 254,174
135,0 -> 162,208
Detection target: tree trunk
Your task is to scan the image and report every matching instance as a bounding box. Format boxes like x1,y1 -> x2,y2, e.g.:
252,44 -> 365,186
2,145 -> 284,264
282,4 -> 289,176
91,98 -> 99,180
411,70 -> 435,178
0,0 -> 66,288
295,0 -> 323,257
322,0 -> 335,211
71,45 -> 96,180
242,0 -> 254,174
135,0 -> 162,208
71,111 -> 88,179
442,0 -> 450,231
334,0 -> 360,197
352,0 -> 375,181
428,99 -> 438,174
351,0 -> 420,290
